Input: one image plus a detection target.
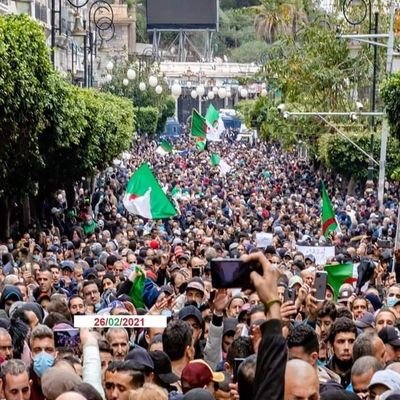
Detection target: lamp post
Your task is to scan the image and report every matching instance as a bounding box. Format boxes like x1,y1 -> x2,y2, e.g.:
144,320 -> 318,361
338,3 -> 396,208
87,0 -> 115,87
342,0 -> 379,188
51,0 -> 114,86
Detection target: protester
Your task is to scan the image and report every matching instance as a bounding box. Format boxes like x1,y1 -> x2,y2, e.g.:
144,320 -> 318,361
0,130 -> 400,400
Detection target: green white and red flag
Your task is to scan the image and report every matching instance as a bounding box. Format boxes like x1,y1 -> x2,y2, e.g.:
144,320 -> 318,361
321,182 -> 338,238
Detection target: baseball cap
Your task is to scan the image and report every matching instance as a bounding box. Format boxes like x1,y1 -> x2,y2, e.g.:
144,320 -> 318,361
181,360 -> 225,393
338,287 -> 353,303
223,318 -> 238,336
368,370 -> 400,391
379,327 -> 400,347
288,276 -> 303,288
305,254 -> 316,263
185,280 -> 204,295
126,347 -> 154,371
61,260 -> 75,272
179,305 -> 203,326
355,312 -> 375,329
149,351 -> 179,384
83,268 -> 98,280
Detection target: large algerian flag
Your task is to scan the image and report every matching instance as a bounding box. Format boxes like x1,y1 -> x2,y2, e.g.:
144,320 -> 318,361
191,109 -> 207,138
210,153 -> 232,176
205,104 -> 224,141
123,163 -> 177,219
156,139 -> 173,155
324,262 -> 355,300
321,182 -> 338,238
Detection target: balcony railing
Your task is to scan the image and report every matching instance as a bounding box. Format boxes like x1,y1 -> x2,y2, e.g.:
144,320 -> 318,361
0,0 -> 9,13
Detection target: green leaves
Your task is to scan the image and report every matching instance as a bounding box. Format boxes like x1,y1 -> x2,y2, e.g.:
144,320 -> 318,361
381,73 -> 400,140
39,75 -> 134,191
134,106 -> 160,134
101,62 -> 175,133
0,14 -> 135,201
0,14 -> 53,199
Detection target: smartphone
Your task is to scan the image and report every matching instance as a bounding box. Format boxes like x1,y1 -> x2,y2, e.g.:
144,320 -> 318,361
284,288 -> 296,303
54,328 -> 80,351
315,271 -> 327,302
209,289 -> 216,303
210,258 -> 261,289
192,267 -> 201,277
233,358 -> 245,383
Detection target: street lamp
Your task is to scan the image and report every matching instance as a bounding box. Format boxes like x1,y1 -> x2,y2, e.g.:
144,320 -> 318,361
139,82 -> 147,91
196,85 -> 205,97
127,68 -> 136,80
218,87 -> 227,99
149,75 -> 158,88
155,85 -> 163,94
191,90 -> 198,99
342,0 -> 379,186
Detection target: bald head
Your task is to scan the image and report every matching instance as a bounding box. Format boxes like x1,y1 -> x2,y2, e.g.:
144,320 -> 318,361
285,359 -> 319,400
56,392 -> 86,400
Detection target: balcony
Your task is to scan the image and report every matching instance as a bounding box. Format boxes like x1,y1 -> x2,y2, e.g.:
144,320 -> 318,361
0,0 -> 9,13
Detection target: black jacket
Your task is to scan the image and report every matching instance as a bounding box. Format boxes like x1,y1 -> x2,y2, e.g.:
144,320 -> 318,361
254,319 -> 287,400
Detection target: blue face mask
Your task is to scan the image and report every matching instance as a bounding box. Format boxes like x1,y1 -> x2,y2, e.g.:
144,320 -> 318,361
387,297 -> 398,308
33,352 -> 54,377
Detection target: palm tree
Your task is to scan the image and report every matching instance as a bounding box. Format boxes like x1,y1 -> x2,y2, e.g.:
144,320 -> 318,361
253,0 -> 308,43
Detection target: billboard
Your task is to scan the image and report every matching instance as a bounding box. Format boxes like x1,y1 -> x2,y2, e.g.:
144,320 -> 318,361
146,0 -> 218,31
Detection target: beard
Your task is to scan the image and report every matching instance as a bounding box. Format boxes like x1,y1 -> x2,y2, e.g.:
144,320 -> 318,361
333,354 -> 352,372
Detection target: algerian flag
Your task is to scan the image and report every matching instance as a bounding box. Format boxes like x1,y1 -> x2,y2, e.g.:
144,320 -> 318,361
321,182 -> 338,238
156,139 -> 173,155
324,262 -> 355,300
210,153 -> 232,176
129,266 -> 146,308
123,163 -> 177,219
205,104 -> 224,141
191,109 -> 207,138
196,137 -> 207,152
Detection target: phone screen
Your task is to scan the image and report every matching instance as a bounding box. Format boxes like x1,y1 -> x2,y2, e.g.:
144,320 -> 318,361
192,267 -> 201,277
233,358 -> 245,383
54,328 -> 80,351
210,259 -> 253,289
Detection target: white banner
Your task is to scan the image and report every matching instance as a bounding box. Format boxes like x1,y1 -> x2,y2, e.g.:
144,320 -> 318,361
256,232 -> 273,248
296,245 -> 335,266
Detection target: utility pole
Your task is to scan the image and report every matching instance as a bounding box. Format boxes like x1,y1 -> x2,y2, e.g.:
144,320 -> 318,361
377,3 -> 395,210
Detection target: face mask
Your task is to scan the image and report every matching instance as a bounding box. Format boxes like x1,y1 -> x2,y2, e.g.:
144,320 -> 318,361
33,352 -> 54,377
387,297 -> 398,307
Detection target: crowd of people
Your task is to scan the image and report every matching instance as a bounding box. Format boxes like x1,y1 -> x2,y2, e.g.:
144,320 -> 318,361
1,131 -> 400,400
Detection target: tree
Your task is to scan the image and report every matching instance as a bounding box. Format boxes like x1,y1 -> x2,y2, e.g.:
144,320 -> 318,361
253,0 -> 308,43
102,62 -> 175,133
381,72 -> 400,140
318,130 -> 400,191
0,14 -> 53,237
39,74 -> 134,207
135,106 -> 160,134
